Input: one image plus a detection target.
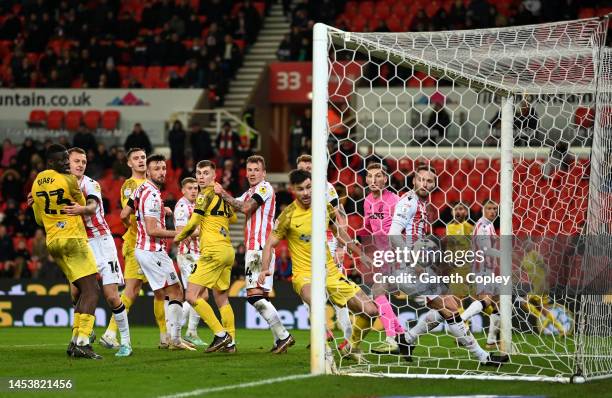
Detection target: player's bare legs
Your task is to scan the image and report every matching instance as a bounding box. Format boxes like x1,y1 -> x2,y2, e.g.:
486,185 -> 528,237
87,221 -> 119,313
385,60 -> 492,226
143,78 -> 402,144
186,282 -> 232,353
247,286 -> 294,353
401,295 -> 508,366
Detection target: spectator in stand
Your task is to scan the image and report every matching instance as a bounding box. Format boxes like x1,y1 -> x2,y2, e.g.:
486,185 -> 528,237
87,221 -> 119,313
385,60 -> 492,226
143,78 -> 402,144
1,169 -> 24,203
166,32 -> 188,65
96,143 -> 113,169
186,14 -> 203,38
277,34 -> 292,61
124,123 -> 153,154
37,255 -> 64,280
221,34 -> 242,78
103,60 -> 121,88
274,245 -> 292,281
73,126 -> 98,154
168,120 -> 186,169
85,148 -> 105,180
13,57 -> 34,88
205,22 -> 224,57
296,36 -> 311,61
216,121 -> 240,163
289,118 -> 306,168
180,157 -> 196,181
232,243 -> 246,281
425,92 -> 451,145
14,211 -> 36,238
1,139 -> 17,168
112,147 -> 131,178
190,123 -> 215,162
0,225 -> 15,265
514,99 -> 540,147
220,158 -> 241,195
183,59 -> 203,88
232,10 -> 257,45
168,70 -> 185,88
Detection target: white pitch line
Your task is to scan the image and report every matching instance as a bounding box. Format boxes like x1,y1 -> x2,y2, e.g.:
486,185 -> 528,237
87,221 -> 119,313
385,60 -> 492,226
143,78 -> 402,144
156,374 -> 315,398
0,343 -> 65,348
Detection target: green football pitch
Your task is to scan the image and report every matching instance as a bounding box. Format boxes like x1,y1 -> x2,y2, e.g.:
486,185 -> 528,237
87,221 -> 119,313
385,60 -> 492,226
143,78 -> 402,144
0,327 -> 610,398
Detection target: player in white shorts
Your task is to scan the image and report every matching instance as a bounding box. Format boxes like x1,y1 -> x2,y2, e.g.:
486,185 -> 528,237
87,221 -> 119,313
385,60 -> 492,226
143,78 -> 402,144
215,155 -> 294,353
460,200 -> 502,348
174,177 -> 206,347
121,154 -> 194,351
296,155 -> 353,345
62,147 -> 132,357
391,166 -> 508,366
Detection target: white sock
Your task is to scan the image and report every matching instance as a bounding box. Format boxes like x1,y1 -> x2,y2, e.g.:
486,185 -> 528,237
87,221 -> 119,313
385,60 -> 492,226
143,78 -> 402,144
167,300 -> 183,342
113,304 -> 131,346
405,309 -> 442,344
254,299 -> 290,341
461,300 -> 484,321
335,306 -> 352,341
181,302 -> 190,328
487,312 -> 501,345
187,307 -> 200,335
76,335 -> 89,346
447,316 -> 489,362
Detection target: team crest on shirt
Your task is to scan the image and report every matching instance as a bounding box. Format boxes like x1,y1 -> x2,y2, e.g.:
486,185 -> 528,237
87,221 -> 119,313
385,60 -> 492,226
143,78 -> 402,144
94,183 -> 101,192
258,185 -> 267,196
176,209 -> 185,218
329,187 -> 336,198
124,188 -> 132,198
196,195 -> 205,205
56,221 -> 66,229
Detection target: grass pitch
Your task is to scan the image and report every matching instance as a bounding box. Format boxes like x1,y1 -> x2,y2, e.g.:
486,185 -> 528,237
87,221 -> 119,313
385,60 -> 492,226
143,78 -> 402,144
0,327 -> 610,397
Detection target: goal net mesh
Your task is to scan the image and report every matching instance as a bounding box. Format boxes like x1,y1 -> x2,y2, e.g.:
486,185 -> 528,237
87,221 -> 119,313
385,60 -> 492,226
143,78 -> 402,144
318,18 -> 611,382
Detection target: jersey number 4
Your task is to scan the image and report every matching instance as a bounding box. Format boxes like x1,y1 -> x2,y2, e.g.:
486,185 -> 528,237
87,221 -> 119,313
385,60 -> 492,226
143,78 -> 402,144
36,188 -> 71,214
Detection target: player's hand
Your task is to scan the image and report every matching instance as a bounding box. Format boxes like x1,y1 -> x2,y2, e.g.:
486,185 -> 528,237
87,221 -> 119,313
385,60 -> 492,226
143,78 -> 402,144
26,193 -> 34,207
257,270 -> 271,286
164,206 -> 173,216
173,235 -> 183,243
213,182 -> 224,195
63,202 -> 85,215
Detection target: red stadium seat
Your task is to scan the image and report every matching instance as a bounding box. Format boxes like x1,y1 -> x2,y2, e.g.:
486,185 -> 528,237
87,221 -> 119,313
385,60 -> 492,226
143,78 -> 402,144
130,66 -> 146,85
102,110 -> 120,130
64,110 -> 83,131
83,110 -> 102,130
46,110 -> 65,130
145,66 -> 162,88
375,2 -> 391,19
28,109 -> 47,127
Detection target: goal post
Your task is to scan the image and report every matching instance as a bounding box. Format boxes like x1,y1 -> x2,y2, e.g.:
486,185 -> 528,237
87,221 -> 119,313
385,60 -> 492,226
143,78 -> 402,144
311,16 -> 611,382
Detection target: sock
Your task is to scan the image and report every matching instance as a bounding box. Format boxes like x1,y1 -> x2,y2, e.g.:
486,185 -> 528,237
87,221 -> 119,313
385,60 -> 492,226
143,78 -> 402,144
219,304 -> 236,341
182,302 -> 190,328
487,312 -> 501,345
446,314 -> 489,362
461,299 -> 484,321
112,303 -> 131,346
105,293 -> 133,338
167,300 -> 183,342
254,299 -> 289,341
375,295 -> 404,338
193,298 -> 225,336
335,306 -> 352,342
405,309 -> 443,344
349,314 -> 372,349
188,307 -> 200,335
154,298 -> 167,339
164,297 -> 170,338
72,313 -> 80,343
76,313 -> 95,346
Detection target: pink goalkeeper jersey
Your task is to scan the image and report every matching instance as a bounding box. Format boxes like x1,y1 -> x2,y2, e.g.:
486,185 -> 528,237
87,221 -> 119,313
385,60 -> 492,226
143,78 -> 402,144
79,175 -> 111,239
364,189 -> 399,236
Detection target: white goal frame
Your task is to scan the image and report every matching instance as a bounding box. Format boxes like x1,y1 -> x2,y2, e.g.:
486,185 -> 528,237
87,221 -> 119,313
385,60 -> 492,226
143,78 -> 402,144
310,19 -> 610,382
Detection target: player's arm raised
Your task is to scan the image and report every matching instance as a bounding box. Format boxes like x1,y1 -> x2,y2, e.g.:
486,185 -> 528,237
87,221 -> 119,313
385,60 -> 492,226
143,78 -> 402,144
214,182 -> 259,216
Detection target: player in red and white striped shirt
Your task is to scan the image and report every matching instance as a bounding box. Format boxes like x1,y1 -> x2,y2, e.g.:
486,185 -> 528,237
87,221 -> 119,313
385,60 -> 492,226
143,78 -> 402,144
174,177 -> 205,347
120,154 -> 193,351
215,155 -> 294,352
63,147 -> 132,357
462,200 -> 502,348
396,167 -> 508,366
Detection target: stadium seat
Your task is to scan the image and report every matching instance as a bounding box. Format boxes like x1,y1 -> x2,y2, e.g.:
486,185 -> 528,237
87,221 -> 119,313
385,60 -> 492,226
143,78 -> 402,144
130,66 -> 146,85
46,110 -> 65,130
145,66 -> 162,88
83,110 -> 102,130
64,110 -> 83,131
27,109 -> 47,127
102,110 -> 120,130
374,2 -> 391,19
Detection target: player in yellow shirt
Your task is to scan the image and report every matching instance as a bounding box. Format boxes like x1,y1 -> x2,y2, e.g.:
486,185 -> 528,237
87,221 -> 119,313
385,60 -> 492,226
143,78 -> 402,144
445,202 -> 474,297
259,169 -> 379,363
100,148 -> 169,349
31,144 -> 101,359
174,160 -> 238,353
